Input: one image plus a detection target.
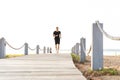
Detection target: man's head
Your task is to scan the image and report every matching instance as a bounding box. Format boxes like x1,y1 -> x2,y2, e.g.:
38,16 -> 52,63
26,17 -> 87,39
56,27 -> 59,31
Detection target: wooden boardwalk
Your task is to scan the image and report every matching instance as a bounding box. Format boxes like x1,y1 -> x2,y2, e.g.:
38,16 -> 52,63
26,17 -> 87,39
0,54 -> 86,80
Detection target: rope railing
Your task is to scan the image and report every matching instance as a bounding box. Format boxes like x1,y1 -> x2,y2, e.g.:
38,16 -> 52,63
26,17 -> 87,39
6,40 -> 40,51
6,41 -> 25,50
80,43 -> 92,56
96,21 -> 120,40
87,45 -> 92,56
0,37 -> 43,58
28,46 -> 36,51
71,21 -> 120,70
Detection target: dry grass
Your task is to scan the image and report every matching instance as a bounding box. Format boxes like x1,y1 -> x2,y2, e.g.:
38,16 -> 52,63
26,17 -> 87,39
6,54 -> 24,58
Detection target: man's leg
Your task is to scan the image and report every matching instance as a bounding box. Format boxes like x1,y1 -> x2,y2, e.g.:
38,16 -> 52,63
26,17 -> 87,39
57,44 -> 60,53
57,38 -> 60,53
55,44 -> 57,53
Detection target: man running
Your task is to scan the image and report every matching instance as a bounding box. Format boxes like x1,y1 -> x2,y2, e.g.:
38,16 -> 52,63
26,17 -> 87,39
53,27 -> 61,53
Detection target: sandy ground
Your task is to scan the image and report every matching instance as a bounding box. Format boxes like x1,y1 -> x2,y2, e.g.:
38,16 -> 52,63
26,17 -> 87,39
75,56 -> 120,80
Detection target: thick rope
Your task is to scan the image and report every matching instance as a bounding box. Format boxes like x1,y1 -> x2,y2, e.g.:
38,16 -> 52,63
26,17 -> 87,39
96,21 -> 120,40
87,45 -> 92,56
6,41 -> 24,50
28,46 -> 36,51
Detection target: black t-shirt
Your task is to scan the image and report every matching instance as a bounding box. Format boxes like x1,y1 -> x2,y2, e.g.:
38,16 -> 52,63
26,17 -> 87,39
53,31 -> 61,38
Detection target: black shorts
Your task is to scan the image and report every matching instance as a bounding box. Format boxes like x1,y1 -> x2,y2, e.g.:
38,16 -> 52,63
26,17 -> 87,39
54,38 -> 60,44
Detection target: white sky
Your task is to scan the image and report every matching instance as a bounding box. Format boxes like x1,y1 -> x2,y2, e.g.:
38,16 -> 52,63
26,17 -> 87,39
1,0 -> 120,53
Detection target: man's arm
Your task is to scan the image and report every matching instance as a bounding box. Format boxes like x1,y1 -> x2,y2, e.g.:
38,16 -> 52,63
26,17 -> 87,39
53,32 -> 55,38
59,32 -> 61,38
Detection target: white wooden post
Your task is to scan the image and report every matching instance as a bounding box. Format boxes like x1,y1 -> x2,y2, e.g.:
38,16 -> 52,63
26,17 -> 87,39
76,43 -> 80,55
80,38 -> 86,63
50,47 -> 52,53
91,22 -> 103,70
0,38 -> 6,58
24,43 -> 28,55
36,45 -> 39,54
73,45 -> 76,54
43,46 -> 46,54
47,47 -> 49,53
71,47 -> 74,53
